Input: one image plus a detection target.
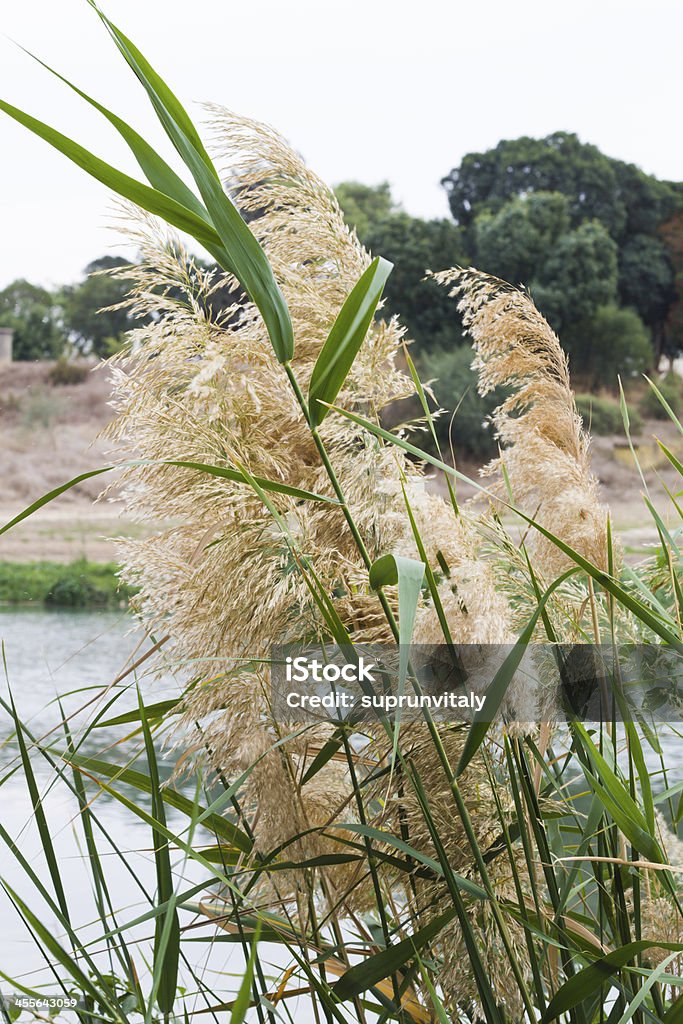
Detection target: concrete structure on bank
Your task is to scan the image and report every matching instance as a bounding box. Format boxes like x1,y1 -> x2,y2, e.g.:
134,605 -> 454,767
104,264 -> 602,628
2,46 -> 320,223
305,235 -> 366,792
0,327 -> 13,364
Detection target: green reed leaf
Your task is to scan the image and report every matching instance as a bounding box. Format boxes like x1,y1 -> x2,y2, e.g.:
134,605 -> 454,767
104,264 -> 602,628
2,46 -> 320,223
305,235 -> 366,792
370,552 -> 425,759
543,941 -> 683,1022
332,908 -> 456,1001
66,752 -> 252,853
138,693 -> 179,1017
22,46 -> 209,219
456,567 -> 578,777
89,5 -> 293,362
309,256 -> 392,426
0,99 -> 221,249
229,920 -> 261,1024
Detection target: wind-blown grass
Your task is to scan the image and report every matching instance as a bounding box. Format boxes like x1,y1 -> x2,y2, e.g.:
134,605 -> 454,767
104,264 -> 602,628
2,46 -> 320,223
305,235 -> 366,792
0,6 -> 682,1023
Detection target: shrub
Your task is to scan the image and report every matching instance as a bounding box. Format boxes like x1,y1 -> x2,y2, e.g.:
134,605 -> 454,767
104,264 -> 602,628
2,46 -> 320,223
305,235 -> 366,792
48,356 -> 89,386
20,387 -> 64,429
417,345 -> 504,458
0,391 -> 20,415
0,560 -> 135,607
640,372 -> 683,419
45,572 -> 104,607
575,393 -> 643,435
585,305 -> 655,389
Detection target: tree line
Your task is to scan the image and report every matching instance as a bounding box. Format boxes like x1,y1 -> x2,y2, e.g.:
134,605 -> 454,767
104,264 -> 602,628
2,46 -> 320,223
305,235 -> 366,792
4,131 -> 683,451
0,256 -> 137,361
336,131 -> 683,453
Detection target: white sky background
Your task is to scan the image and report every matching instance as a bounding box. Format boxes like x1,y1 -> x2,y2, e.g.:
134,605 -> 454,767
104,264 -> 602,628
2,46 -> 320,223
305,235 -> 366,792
0,0 -> 681,288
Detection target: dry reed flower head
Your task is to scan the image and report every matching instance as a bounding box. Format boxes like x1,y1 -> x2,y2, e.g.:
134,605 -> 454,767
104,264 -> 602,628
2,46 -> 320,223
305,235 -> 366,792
102,112 -> 518,916
433,268 -> 613,580
631,812 -> 683,979
378,723 -> 530,1015
98,112 -> 581,1003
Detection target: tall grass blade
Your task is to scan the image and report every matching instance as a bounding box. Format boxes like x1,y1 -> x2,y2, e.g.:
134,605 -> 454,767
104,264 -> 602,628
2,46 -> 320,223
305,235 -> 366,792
456,567 -> 577,776
0,99 -> 221,248
138,691 -> 179,1016
20,47 -> 208,219
542,941 -> 683,1022
331,908 -> 456,1002
66,752 -> 253,852
369,552 -> 425,760
229,921 -> 261,1024
308,256 -> 392,426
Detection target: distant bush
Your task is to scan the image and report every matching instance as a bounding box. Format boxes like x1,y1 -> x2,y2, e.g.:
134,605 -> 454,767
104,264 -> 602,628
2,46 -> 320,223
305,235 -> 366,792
45,573 -> 104,608
568,306 -> 652,390
575,393 -> 643,435
640,373 -> 683,419
0,391 -> 20,415
0,560 -> 136,608
20,387 -> 64,429
417,346 -> 505,459
48,357 -> 89,386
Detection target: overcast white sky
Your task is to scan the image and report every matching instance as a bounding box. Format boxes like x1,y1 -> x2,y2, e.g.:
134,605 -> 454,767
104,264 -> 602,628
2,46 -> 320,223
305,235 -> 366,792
0,0 -> 681,288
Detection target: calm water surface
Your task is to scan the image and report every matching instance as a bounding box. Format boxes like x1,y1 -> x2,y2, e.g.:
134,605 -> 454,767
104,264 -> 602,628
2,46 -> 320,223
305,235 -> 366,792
0,610 -> 247,1007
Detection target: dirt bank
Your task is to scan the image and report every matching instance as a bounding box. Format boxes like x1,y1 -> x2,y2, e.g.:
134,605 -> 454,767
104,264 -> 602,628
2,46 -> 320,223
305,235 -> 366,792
0,360 -> 680,563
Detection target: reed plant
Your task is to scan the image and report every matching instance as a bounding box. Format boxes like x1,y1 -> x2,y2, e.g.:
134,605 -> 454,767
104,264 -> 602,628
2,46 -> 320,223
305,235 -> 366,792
1,6 -> 683,1022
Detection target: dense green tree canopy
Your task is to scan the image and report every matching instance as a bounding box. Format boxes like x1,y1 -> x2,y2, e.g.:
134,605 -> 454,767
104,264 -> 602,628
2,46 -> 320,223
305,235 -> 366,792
363,213 -> 467,349
583,306 -> 652,389
0,279 -> 67,360
660,211 -> 683,361
334,181 -> 396,240
61,256 -> 136,357
473,191 -> 570,285
532,220 -> 619,332
336,184 -> 467,350
442,132 -> 680,242
442,132 -> 683,364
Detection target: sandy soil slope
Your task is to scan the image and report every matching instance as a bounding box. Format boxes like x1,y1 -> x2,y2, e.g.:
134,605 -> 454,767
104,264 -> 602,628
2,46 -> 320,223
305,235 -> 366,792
0,361 -> 680,563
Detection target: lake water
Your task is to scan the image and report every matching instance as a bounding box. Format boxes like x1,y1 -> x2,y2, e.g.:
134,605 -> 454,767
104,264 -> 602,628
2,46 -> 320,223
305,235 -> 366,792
0,609 -> 257,1014
1,609 -> 681,1016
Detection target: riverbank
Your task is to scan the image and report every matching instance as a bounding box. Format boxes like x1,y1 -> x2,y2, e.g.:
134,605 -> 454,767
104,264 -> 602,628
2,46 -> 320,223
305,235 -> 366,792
1,360 -> 680,565
0,559 -> 135,608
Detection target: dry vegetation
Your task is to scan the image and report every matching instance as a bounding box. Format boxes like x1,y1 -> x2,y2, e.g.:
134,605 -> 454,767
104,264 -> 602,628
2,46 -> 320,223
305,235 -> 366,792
0,361 -> 144,562
0,361 -> 679,563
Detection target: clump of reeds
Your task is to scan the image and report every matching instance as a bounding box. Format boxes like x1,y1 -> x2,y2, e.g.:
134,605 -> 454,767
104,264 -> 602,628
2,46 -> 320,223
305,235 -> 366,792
433,267 -> 612,580
2,8 -> 683,1023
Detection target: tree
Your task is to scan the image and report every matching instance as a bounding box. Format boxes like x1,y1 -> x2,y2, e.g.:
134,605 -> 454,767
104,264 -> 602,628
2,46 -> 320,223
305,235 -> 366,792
417,344 -> 504,458
618,234 -> 675,363
363,212 -> 468,349
577,305 -> 651,389
532,220 -> 619,333
443,133 -> 683,366
471,195 -> 623,377
658,211 -> 683,364
473,191 -> 570,285
442,133 -> 630,237
334,181 -> 396,239
0,279 -> 66,360
335,183 -> 468,351
61,256 -> 137,357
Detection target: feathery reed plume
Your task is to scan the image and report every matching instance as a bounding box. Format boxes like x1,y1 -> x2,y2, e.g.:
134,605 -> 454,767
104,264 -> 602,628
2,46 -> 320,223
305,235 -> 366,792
433,268 -> 612,579
103,114 -> 496,871
100,112 -> 529,1010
